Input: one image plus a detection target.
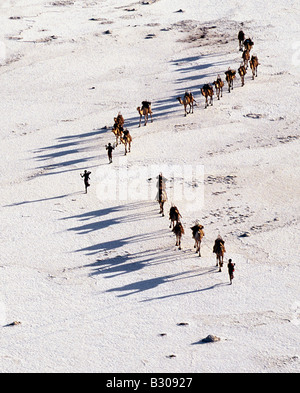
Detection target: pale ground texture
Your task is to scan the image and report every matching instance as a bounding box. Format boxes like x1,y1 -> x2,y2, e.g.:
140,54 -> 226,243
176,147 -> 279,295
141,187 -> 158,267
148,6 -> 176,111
0,0 -> 299,373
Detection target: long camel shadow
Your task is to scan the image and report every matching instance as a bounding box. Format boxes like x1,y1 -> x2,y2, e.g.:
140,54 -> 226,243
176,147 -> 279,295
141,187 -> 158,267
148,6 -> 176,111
75,228 -> 170,256
86,246 -> 189,279
105,269 -> 198,298
141,279 -> 228,302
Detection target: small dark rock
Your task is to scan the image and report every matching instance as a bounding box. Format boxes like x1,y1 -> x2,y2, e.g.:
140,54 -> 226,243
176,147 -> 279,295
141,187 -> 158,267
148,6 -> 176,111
239,232 -> 250,237
201,334 -> 220,343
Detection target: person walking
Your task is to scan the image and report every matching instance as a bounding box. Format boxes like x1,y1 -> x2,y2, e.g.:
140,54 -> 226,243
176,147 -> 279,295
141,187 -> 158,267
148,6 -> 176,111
227,259 -> 235,285
106,143 -> 114,163
80,170 -> 91,194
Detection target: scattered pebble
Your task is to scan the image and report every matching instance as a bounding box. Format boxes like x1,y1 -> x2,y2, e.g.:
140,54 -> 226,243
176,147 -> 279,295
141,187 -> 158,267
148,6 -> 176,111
239,232 -> 251,237
201,334 -> 220,343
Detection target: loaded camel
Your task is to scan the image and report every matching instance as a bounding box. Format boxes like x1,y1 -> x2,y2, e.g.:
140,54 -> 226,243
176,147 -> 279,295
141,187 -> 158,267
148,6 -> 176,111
169,205 -> 182,229
191,223 -> 205,257
173,221 -> 184,250
225,68 -> 236,93
112,124 -> 123,146
112,113 -> 124,146
213,75 -> 224,100
242,49 -> 250,69
137,101 -> 153,127
244,38 -> 254,52
238,64 -> 247,87
250,55 -> 259,79
201,84 -> 214,108
213,235 -> 226,272
176,92 -> 195,116
120,129 -> 132,155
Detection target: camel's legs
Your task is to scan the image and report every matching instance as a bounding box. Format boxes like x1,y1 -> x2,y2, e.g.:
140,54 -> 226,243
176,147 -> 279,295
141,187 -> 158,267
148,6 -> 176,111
159,202 -> 165,216
178,237 -> 181,250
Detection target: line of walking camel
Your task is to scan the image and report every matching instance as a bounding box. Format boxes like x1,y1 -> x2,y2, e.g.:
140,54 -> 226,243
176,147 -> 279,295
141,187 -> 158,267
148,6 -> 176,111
109,30 -> 259,159
96,30 -> 258,280
155,172 -> 226,272
176,31 -> 259,114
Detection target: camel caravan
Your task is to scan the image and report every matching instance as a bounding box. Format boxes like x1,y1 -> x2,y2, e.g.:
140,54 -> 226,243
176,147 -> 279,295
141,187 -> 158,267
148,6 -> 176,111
165,199 -> 227,269
174,29 -> 259,112
95,27 -> 260,272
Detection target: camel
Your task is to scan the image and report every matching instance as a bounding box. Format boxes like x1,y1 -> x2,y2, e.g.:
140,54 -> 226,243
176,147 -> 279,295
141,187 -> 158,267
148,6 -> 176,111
191,223 -> 205,257
213,76 -> 224,100
137,101 -> 153,127
176,92 -> 195,116
238,64 -> 247,87
238,30 -> 245,51
225,68 -> 236,93
112,113 -> 125,146
169,205 -> 182,229
250,55 -> 259,79
201,84 -> 214,108
172,221 -> 184,250
242,49 -> 250,69
112,124 -> 123,146
213,236 -> 226,272
114,113 -> 124,128
120,129 -> 132,155
243,38 -> 254,51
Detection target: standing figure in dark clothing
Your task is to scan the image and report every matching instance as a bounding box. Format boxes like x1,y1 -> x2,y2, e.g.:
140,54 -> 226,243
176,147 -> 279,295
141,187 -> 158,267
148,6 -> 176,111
156,173 -> 167,217
228,259 -> 235,285
106,143 -> 114,164
238,30 -> 245,51
81,170 -> 91,193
